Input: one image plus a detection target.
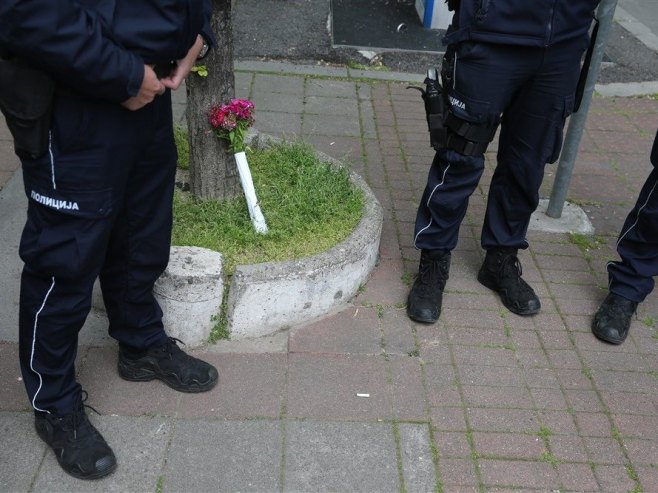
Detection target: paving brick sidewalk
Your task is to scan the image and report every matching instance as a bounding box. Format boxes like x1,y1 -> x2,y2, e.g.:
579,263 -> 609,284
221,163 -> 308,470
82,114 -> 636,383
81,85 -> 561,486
1,64 -> 658,492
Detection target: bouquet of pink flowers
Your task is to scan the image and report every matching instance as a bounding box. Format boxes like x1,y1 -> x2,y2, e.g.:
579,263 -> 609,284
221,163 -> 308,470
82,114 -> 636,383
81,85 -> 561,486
209,98 -> 255,154
208,98 -> 268,233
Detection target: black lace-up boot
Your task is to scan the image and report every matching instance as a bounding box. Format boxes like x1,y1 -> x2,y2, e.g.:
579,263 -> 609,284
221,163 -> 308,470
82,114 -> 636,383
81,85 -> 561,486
118,337 -> 218,393
35,392 -> 116,480
592,293 -> 638,345
407,249 -> 451,323
477,247 -> 540,316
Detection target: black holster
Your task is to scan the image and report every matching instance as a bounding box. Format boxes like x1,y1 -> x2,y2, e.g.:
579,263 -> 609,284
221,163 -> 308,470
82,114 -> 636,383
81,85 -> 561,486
407,67 -> 450,151
0,57 -> 55,159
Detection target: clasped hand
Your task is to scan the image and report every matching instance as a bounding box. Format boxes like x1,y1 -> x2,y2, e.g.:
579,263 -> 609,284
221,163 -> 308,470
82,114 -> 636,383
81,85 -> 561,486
121,35 -> 205,111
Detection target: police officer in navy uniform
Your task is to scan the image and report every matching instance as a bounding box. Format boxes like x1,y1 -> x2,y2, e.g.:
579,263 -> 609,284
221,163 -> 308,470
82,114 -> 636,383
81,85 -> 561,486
592,129 -> 658,345
407,0 -> 600,323
0,0 -> 217,479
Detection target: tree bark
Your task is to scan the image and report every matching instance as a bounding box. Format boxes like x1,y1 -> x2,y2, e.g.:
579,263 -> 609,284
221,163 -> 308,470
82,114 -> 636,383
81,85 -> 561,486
186,0 -> 239,200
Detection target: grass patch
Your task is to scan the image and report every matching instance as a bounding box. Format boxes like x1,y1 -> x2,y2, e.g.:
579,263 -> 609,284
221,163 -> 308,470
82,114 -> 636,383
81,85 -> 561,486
347,59 -> 390,72
569,232 -> 606,260
208,292 -> 230,343
540,451 -> 560,466
569,232 -> 606,253
172,140 -> 364,275
401,272 -> 414,287
174,124 -> 190,170
537,425 -> 552,442
627,464 -> 643,493
568,198 -> 603,207
582,367 -> 593,380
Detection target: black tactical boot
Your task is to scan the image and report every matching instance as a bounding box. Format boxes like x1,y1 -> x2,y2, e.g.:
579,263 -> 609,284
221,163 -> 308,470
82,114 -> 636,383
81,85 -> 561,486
592,293 -> 638,345
477,247 -> 540,316
407,249 -> 451,323
35,394 -> 117,480
118,337 -> 219,393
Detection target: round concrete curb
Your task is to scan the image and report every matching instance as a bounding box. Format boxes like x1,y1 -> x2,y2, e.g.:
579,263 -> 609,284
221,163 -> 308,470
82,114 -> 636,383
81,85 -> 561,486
226,132 -> 384,339
88,132 -> 382,346
154,246 -> 224,347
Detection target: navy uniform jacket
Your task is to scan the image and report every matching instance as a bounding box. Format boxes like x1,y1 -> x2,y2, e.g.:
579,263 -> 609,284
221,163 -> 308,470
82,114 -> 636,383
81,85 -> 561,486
445,0 -> 600,47
0,0 -> 213,103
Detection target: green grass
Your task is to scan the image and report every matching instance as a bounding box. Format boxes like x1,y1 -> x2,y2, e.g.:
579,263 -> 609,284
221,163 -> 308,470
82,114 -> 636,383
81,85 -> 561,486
401,272 -> 414,287
537,425 -> 552,441
540,450 -> 560,466
569,232 -> 605,260
347,59 -> 390,72
568,198 -> 603,207
172,140 -> 364,275
569,232 -> 605,253
174,124 -> 190,170
208,309 -> 229,343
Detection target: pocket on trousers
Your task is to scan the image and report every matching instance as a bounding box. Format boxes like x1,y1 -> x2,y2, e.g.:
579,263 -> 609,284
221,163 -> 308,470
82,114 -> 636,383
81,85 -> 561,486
446,86 -> 492,125
20,220 -> 82,279
545,94 -> 575,164
23,172 -> 113,220
20,186 -> 114,279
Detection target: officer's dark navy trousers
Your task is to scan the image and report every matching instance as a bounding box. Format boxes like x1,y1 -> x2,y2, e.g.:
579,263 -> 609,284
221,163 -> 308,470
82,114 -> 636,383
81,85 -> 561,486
608,134 -> 658,302
18,91 -> 176,415
414,37 -> 588,251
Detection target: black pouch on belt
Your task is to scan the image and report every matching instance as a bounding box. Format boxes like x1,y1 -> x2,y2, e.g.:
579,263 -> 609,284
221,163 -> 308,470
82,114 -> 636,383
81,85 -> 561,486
0,57 -> 55,159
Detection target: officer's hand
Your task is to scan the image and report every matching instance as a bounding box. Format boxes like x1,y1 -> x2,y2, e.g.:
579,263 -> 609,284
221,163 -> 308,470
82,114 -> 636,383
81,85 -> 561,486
160,35 -> 204,91
121,65 -> 166,111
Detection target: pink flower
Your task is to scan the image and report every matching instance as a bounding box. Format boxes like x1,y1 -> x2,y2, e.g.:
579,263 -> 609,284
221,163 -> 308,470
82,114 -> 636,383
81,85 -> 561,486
229,99 -> 255,120
209,106 -> 225,128
208,99 -> 256,153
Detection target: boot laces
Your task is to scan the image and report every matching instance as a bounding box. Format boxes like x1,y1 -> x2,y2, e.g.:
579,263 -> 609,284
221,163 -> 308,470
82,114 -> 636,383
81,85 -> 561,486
417,255 -> 449,294
162,337 -> 186,359
58,391 -> 100,440
498,254 -> 535,301
499,254 -> 523,282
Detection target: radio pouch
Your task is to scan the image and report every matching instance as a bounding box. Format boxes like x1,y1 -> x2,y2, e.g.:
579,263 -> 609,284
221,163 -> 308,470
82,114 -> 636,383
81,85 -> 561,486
0,58 -> 55,159
407,68 -> 449,151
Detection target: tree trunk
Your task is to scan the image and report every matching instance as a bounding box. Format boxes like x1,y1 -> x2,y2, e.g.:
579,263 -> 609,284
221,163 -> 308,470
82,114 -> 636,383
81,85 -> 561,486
186,0 -> 239,200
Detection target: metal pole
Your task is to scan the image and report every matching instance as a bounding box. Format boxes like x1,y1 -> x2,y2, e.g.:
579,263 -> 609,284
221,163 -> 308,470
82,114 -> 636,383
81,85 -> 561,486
546,0 -> 618,218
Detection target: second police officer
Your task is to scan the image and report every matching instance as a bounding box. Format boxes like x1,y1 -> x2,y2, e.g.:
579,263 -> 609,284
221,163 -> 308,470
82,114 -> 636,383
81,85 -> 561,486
407,0 -> 601,323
